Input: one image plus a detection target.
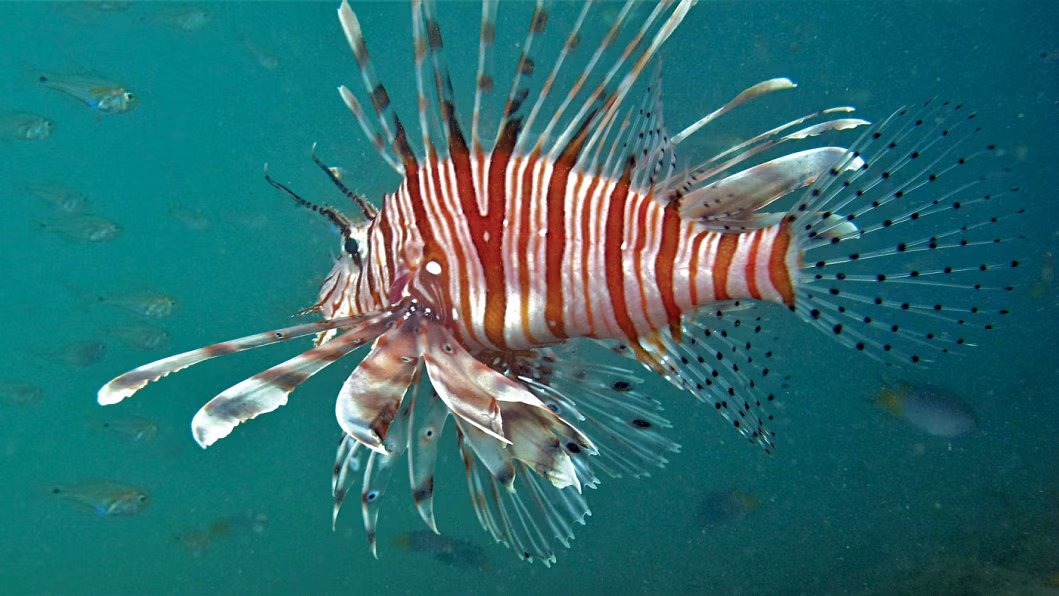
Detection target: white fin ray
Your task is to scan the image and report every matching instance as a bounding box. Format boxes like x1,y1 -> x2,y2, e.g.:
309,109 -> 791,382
663,106 -> 864,198
671,117 -> 869,207
519,1 -> 595,156
671,78 -> 798,145
679,147 -> 857,221
536,0 -> 637,159
575,0 -> 693,166
514,347 -> 680,479
455,421 -> 591,567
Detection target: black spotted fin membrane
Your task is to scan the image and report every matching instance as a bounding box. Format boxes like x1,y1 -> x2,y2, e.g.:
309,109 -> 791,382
789,99 -> 1023,365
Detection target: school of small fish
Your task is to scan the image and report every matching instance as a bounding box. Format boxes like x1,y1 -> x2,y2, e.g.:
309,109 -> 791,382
0,3 -> 296,549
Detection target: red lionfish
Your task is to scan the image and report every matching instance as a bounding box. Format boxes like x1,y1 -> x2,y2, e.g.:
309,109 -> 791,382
98,0 -> 1020,565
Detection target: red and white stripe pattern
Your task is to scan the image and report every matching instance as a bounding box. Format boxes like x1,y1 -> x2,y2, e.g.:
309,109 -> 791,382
338,152 -> 799,354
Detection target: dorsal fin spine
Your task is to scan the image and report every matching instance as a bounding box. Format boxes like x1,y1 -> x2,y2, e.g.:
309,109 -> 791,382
337,1 -> 417,170
518,0 -> 595,156
472,0 -> 499,155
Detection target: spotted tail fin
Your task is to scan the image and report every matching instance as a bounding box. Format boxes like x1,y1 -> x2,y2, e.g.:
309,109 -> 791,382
787,99 -> 1023,365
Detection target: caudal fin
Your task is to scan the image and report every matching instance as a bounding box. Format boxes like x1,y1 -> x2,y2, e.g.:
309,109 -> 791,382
786,99 -> 1023,365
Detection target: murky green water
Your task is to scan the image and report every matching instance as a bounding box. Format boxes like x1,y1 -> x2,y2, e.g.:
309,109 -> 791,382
1,2 -> 1056,594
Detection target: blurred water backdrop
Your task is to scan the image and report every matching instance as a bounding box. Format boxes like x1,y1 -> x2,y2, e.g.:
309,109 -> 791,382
1,2 -> 1056,594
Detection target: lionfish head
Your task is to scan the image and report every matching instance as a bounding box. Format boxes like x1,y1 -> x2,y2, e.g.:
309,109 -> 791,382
263,144 -> 383,321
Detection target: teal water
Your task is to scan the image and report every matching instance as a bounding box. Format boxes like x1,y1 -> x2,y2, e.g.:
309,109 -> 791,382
1,2 -> 1056,594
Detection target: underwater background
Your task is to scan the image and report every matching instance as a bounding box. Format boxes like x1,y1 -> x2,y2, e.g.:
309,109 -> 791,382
1,1 -> 1056,594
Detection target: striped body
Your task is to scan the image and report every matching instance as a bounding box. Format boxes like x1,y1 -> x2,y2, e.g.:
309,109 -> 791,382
324,154 -> 797,353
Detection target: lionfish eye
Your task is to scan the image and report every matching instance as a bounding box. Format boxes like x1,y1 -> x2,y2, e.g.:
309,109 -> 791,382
343,237 -> 359,256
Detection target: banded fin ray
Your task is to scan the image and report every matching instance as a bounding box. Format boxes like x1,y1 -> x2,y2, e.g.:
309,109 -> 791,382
337,0 -> 417,167
407,390 -> 451,533
422,322 -> 558,444
332,434 -> 362,529
98,313 -> 387,406
570,1 -> 694,169
360,388 -> 414,558
470,0 -> 499,153
493,0 -> 549,148
335,315 -> 423,453
191,314 -> 396,448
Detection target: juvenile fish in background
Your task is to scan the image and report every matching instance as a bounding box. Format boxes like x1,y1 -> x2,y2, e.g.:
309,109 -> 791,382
21,182 -> 88,213
175,512 -> 268,556
0,382 -> 44,406
92,291 -> 177,318
154,5 -> 211,32
38,214 -> 120,242
872,382 -> 978,438
242,37 -> 279,71
696,489 -> 761,529
0,111 -> 55,142
1029,251 -> 1053,300
50,481 -> 150,517
105,323 -> 171,351
39,72 -> 138,114
96,414 -> 160,443
168,205 -> 211,231
36,339 -> 106,367
392,531 -> 489,570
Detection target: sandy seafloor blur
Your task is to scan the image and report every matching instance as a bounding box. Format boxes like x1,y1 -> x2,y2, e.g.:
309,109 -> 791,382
0,2 -> 1056,594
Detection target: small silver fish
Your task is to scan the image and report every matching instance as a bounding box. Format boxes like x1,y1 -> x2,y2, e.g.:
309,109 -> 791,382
97,415 -> 160,443
156,6 -> 212,32
175,529 -> 213,556
176,512 -> 268,556
0,111 -> 55,142
39,73 -> 138,114
0,382 -> 44,406
50,481 -> 150,517
105,323 -> 171,351
38,214 -> 121,242
21,182 -> 88,213
873,382 -> 978,438
168,205 -> 210,231
392,531 -> 490,569
95,291 -> 177,318
36,339 -> 106,367
242,37 -> 279,70
85,1 -> 133,12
